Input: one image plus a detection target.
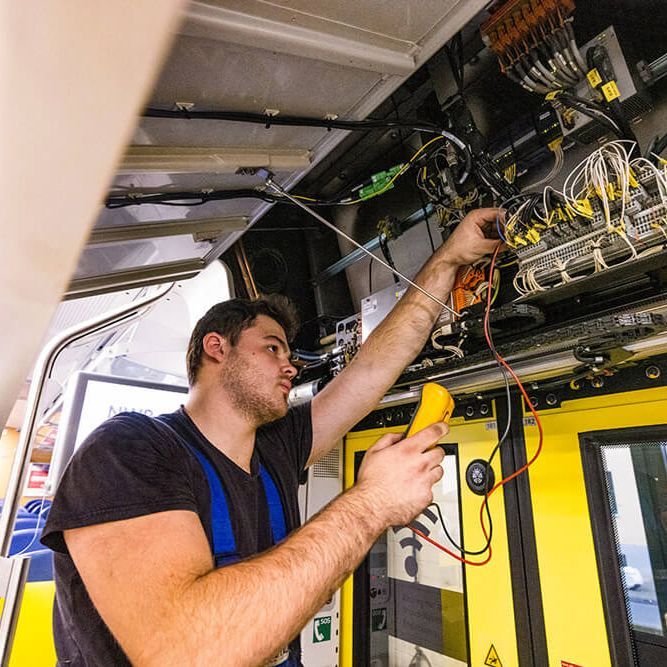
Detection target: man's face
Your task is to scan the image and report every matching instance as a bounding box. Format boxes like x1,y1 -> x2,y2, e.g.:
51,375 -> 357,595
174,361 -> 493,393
219,315 -> 297,426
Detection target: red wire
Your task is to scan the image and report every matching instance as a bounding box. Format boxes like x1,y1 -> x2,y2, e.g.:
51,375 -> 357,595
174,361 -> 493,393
408,243 -> 545,567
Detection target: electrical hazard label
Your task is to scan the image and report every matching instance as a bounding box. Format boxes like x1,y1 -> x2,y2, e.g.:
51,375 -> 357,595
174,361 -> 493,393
485,644 -> 502,667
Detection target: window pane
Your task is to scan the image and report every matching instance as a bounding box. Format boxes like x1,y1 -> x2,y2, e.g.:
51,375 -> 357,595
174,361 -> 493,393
602,443 -> 667,637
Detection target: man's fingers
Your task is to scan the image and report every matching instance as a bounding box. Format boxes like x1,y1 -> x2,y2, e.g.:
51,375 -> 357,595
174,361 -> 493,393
404,422 -> 449,452
424,445 -> 446,469
469,207 -> 504,228
429,464 -> 445,485
370,432 -> 403,452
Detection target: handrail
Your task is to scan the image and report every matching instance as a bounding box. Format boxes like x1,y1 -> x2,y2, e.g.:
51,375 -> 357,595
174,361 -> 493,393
0,281 -> 174,556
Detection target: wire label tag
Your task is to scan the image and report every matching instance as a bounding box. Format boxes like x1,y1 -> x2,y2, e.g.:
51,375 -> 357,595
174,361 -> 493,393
601,80 -> 621,102
587,68 -> 602,88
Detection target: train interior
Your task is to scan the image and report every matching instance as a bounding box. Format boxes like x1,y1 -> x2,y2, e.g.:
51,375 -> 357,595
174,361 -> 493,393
2,1 -> 667,665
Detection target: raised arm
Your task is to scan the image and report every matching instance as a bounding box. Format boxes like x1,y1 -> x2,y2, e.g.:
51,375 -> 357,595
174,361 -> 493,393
65,423 -> 447,667
309,208 -> 502,466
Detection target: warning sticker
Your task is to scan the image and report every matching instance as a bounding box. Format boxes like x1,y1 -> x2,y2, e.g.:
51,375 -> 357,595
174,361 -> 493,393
485,644 -> 502,667
561,661 -> 583,667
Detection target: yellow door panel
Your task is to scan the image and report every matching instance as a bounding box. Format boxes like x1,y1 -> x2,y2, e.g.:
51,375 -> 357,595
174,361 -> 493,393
10,581 -> 56,667
524,386 -> 667,667
341,414 -> 519,667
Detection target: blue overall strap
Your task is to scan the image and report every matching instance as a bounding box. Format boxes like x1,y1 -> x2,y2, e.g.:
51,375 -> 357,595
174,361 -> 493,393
258,467 -> 298,667
181,441 -> 239,566
259,463 -> 287,543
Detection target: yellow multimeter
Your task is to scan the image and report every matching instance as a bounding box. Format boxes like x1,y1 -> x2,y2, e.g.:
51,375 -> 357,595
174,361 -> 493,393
405,382 -> 455,437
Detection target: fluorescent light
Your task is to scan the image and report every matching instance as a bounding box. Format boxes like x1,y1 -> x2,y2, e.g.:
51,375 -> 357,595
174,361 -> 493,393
88,217 -> 248,244
119,146 -> 311,174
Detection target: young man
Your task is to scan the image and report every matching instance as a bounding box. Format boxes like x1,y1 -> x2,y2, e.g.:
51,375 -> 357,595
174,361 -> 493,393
42,208 -> 502,666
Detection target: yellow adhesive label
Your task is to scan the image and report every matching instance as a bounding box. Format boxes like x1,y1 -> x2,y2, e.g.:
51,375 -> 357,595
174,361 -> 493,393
587,68 -> 602,87
545,90 -> 560,100
602,80 -> 621,102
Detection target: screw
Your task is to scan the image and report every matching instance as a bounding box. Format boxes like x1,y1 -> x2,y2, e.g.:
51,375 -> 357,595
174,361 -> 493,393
546,393 -> 558,406
529,396 -> 539,407
465,405 -> 475,418
591,376 -> 604,388
480,403 -> 489,415
646,365 -> 661,380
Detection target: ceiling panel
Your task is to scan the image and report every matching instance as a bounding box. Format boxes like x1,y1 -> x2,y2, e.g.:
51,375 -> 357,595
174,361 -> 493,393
71,0 -> 488,298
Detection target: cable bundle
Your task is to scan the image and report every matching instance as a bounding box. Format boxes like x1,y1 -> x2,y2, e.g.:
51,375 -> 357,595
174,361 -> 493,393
481,0 -> 587,94
509,140 -> 667,294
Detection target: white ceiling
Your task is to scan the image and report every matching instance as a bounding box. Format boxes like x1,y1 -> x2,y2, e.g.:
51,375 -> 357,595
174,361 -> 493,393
70,0 -> 488,297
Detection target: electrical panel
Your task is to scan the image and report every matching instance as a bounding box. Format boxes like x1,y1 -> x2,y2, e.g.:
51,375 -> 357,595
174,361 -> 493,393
288,6 -> 667,402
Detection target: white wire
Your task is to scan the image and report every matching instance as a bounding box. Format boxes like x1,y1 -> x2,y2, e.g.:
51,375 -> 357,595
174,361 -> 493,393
562,140 -> 636,227
525,145 -> 564,189
12,492 -> 48,558
631,156 -> 667,204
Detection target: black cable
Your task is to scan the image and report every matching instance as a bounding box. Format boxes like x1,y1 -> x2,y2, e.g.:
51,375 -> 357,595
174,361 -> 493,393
105,188 -> 335,209
417,188 -> 436,253
647,134 -> 667,164
378,234 -> 399,285
428,258 -> 515,557
445,32 -> 464,94
106,188 -> 278,208
368,256 -> 373,294
585,45 -> 639,151
556,93 -> 622,139
429,358 -> 512,556
143,107 -> 442,135
107,129 -> 469,209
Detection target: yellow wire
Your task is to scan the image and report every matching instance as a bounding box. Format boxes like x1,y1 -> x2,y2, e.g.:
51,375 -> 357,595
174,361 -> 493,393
343,135 -> 445,205
291,194 -> 321,202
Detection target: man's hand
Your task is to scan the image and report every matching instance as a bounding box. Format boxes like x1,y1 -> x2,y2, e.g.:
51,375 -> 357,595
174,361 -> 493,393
438,207 -> 505,267
355,423 -> 447,527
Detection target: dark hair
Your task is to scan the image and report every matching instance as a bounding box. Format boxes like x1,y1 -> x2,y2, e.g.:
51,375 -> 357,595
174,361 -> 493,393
186,295 -> 299,386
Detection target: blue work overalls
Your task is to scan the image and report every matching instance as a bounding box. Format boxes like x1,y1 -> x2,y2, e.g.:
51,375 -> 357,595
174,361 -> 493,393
179,436 -> 300,667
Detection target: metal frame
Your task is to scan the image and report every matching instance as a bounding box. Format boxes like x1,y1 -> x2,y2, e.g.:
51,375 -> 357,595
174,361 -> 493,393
496,393 -> 549,667
0,283 -> 173,662
0,557 -> 31,667
66,261 -> 202,299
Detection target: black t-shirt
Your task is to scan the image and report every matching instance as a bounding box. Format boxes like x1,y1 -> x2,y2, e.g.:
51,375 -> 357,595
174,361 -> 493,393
42,403 -> 313,666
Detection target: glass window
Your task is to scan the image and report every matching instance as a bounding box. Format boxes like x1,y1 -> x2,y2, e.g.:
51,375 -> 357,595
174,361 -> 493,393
601,442 -> 667,638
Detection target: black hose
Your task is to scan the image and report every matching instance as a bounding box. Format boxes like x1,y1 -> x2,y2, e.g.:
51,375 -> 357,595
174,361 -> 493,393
144,107 -> 442,135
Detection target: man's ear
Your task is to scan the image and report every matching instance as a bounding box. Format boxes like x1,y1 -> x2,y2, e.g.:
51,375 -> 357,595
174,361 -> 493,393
201,332 -> 230,364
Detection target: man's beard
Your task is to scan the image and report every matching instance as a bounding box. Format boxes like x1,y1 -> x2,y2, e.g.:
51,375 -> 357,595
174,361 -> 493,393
220,350 -> 288,426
